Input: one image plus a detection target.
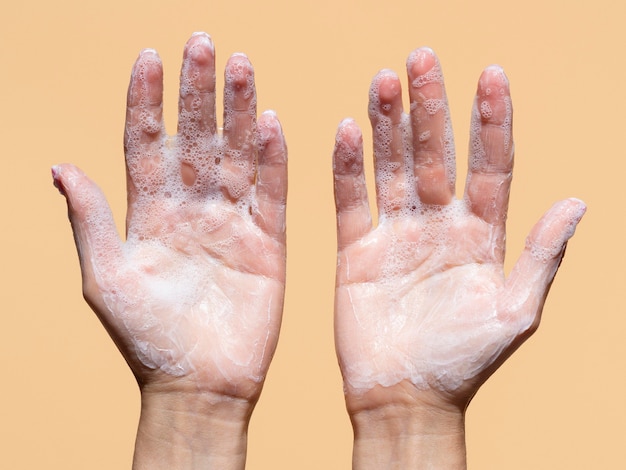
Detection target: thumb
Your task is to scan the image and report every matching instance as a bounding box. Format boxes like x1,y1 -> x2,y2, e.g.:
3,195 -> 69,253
52,164 -> 123,297
503,198 -> 586,333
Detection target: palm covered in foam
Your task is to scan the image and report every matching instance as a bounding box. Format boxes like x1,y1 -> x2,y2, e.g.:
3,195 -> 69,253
333,49 -> 584,409
337,203 -> 508,396
54,33 -> 287,402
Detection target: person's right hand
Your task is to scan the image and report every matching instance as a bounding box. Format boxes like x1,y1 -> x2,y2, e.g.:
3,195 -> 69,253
332,47 -> 584,468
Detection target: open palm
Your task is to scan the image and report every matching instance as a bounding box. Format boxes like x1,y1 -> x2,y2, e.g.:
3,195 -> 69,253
333,48 -> 584,408
54,33 -> 287,402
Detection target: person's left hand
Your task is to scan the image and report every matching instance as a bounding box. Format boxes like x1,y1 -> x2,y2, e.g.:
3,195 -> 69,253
53,32 -> 287,405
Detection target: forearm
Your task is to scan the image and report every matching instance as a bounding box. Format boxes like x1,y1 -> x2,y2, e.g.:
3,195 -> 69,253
133,388 -> 253,470
348,385 -> 467,469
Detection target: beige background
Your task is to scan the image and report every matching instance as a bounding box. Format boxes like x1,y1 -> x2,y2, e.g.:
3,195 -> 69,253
1,0 -> 623,468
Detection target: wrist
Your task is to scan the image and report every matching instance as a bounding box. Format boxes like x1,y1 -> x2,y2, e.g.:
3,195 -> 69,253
133,386 -> 253,470
347,382 -> 467,469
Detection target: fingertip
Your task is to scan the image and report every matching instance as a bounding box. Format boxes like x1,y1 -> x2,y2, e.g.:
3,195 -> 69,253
484,64 -> 506,75
260,109 -> 278,118
558,197 -> 587,233
527,198 -> 586,263
51,164 -> 109,229
258,110 -> 287,162
189,31 -> 214,49
478,65 -> 510,98
371,70 -> 401,104
258,109 -> 282,135
139,48 -> 159,57
334,119 -> 364,179
51,163 -> 85,196
407,47 -> 443,90
184,32 -> 215,66
550,197 -> 587,228
566,197 -> 587,215
226,53 -> 254,85
136,48 -> 162,74
407,46 -> 437,79
51,165 -> 66,196
336,117 -> 361,140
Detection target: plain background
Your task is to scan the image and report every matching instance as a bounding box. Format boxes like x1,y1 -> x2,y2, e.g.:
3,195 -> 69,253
1,0 -> 624,468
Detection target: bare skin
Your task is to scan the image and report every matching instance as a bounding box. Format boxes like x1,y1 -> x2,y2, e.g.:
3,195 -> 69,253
53,32 -> 287,469
333,48 -> 585,469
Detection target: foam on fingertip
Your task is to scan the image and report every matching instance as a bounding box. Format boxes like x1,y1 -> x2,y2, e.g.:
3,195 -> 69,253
407,47 -> 443,89
258,111 -> 277,142
190,31 -> 214,50
337,118 -> 361,144
334,119 -> 363,176
258,110 -> 285,159
526,198 -> 586,263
